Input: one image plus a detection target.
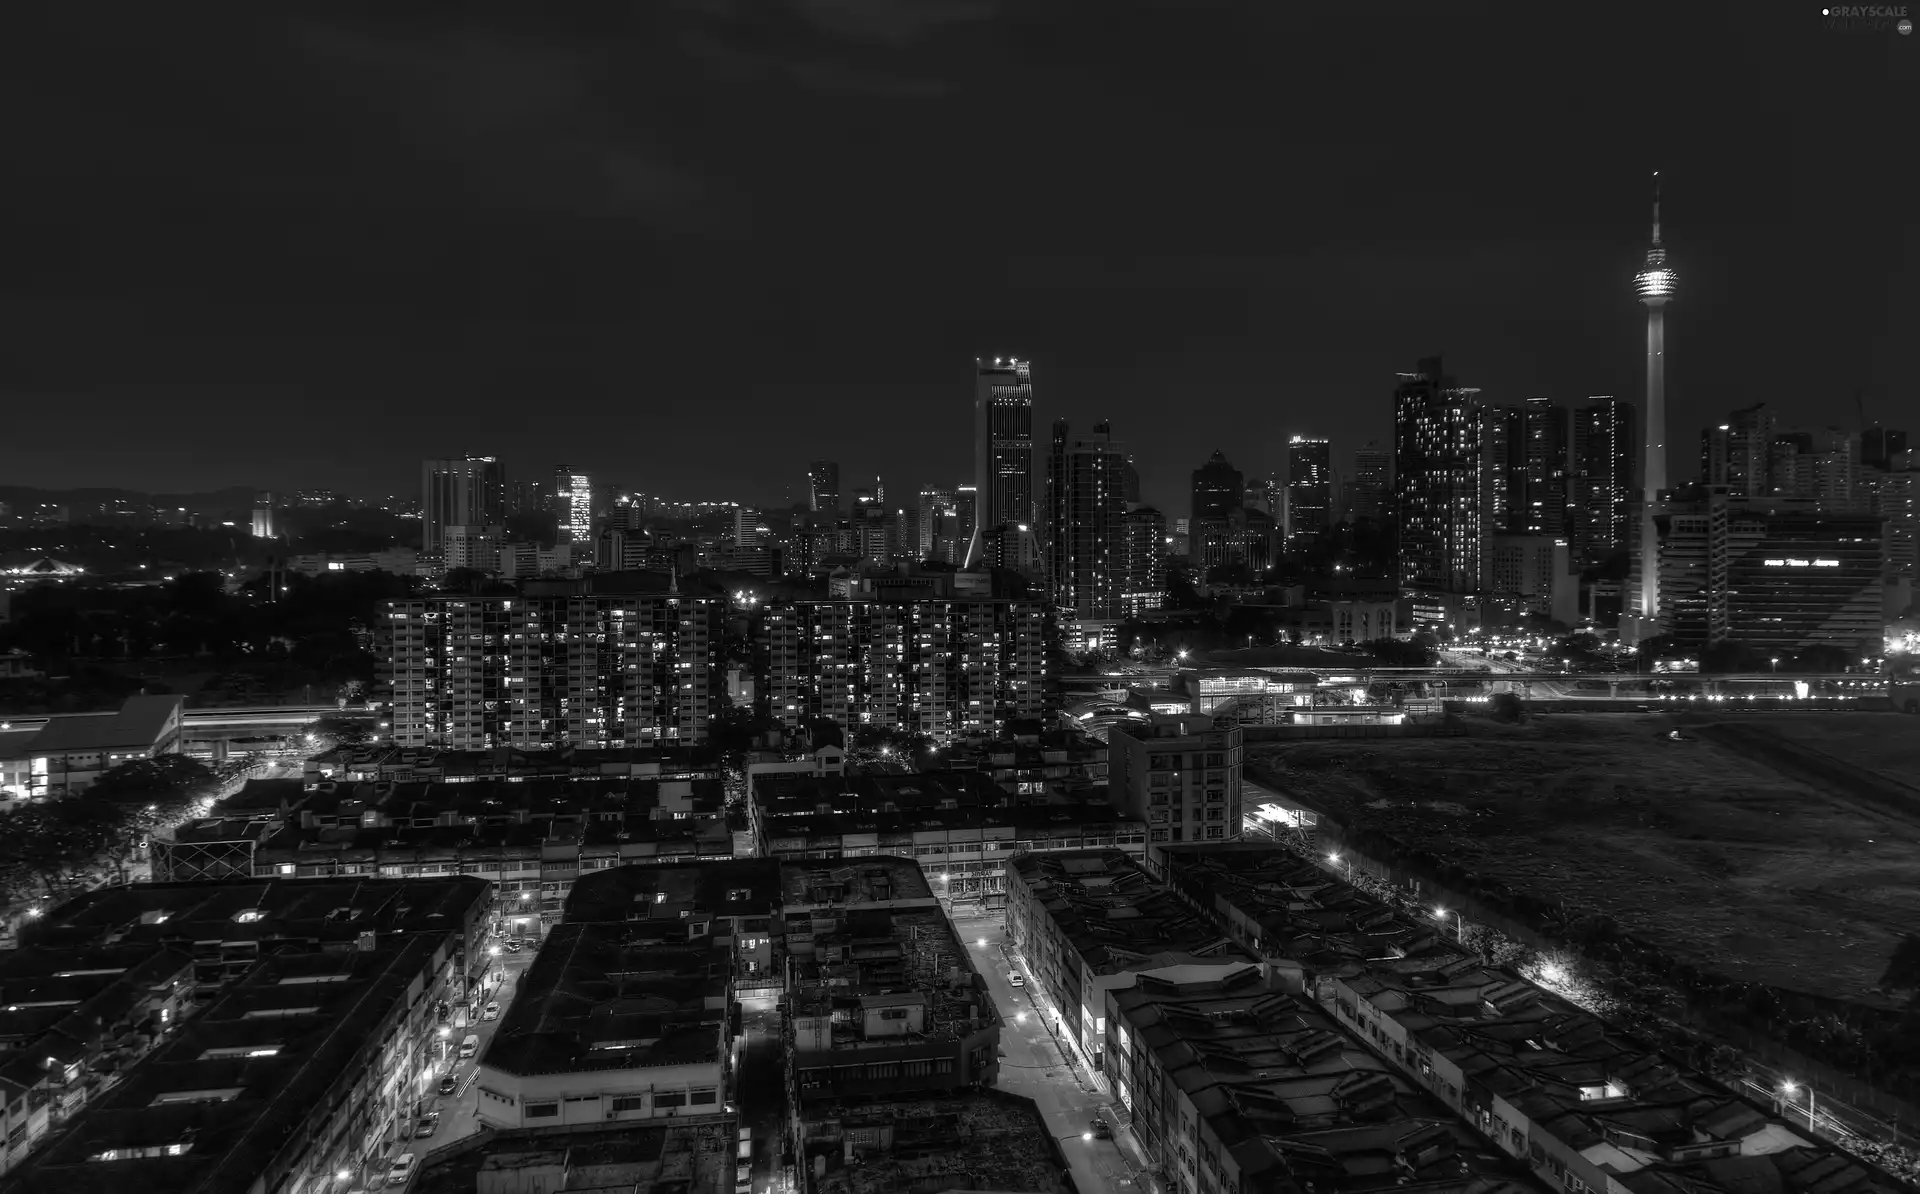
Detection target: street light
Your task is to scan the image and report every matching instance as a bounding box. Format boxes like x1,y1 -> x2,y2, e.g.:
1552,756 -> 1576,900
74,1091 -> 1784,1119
1781,1081 -> 1816,1131
1434,908 -> 1463,942
1771,657 -> 1780,673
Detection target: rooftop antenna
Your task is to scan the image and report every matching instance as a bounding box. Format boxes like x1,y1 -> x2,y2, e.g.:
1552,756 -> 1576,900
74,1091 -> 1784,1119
1650,170 -> 1662,248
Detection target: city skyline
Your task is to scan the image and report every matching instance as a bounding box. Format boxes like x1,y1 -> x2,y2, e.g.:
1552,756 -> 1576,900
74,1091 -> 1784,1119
2,6 -> 1909,515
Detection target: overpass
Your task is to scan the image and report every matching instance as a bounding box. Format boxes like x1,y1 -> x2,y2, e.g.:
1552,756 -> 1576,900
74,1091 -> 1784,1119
0,704 -> 380,736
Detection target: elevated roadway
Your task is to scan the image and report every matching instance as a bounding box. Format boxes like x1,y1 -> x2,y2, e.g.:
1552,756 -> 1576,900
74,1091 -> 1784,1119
0,704 -> 379,735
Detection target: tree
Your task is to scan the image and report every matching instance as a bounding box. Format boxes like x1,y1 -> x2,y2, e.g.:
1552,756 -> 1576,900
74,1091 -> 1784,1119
1488,692 -> 1527,723
1882,935 -> 1920,1004
309,716 -> 374,748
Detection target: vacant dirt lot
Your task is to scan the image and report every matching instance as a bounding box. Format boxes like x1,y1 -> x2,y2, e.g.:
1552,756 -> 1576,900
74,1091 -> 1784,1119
1249,714 -> 1920,1005
1721,712 -> 1920,790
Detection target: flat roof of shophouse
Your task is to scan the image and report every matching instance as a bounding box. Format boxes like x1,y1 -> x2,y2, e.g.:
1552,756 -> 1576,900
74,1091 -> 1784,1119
11,934 -> 448,1194
563,858 -> 783,925
1009,849 -> 1255,976
809,1090 -> 1069,1194
1108,962 -> 1535,1194
1155,844 -> 1906,1194
413,1120 -> 734,1194
27,877 -> 489,946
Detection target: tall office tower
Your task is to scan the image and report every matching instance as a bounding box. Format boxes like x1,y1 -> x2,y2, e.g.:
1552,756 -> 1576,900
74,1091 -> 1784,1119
1812,428 -> 1865,512
1190,450 -> 1244,522
1119,506 -> 1168,617
965,357 -> 1035,567
1699,404 -> 1775,495
421,455 -> 506,562
1047,421 -> 1129,618
1348,443 -> 1391,522
1522,397 -> 1572,535
873,476 -> 885,506
386,590 -> 721,749
1285,437 -> 1333,543
1045,420 -> 1070,592
1765,432 -> 1814,498
1122,457 -> 1142,504
953,486 -> 978,560
917,486 -> 959,559
1478,406 -> 1525,534
1569,396 -> 1636,562
1876,468 -> 1919,577
808,460 -> 842,513
1393,357 -> 1486,594
251,493 -> 275,539
1628,172 -> 1677,626
1863,427 -> 1910,471
759,597 -> 1049,744
1189,450 -> 1245,570
551,468 -> 593,543
734,506 -> 759,545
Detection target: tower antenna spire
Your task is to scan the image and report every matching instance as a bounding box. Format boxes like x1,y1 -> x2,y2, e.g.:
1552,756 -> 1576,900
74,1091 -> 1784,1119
1651,170 -> 1662,248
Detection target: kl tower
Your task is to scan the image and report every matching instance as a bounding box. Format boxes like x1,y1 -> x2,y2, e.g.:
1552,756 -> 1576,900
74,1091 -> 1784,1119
1629,171 -> 1677,635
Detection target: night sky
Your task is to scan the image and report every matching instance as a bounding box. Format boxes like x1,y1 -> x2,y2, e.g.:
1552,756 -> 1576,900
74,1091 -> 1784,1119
3,1 -> 1913,515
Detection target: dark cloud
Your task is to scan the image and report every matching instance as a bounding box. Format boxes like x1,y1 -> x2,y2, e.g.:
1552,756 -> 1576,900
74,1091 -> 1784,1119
0,0 -> 1911,513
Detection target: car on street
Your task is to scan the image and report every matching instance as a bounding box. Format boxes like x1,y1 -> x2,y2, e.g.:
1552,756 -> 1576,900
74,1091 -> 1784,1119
503,940 -> 525,953
386,1153 -> 416,1186
438,1074 -> 459,1096
414,1112 -> 440,1138
1090,1116 -> 1112,1139
483,1001 -> 500,1021
1007,972 -> 1025,988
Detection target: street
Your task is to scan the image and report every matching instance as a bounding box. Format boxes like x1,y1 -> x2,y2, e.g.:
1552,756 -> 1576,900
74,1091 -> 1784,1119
429,944 -> 535,1144
955,912 -> 1159,1194
736,994 -> 790,1194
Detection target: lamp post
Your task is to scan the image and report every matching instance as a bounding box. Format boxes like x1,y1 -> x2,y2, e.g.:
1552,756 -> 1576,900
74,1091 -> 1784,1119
1326,851 -> 1352,882
1781,1081 -> 1816,1132
1771,657 -> 1780,674
1434,908 -> 1464,942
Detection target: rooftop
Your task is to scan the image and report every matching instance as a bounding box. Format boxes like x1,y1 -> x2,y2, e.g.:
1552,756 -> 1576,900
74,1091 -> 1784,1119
780,857 -> 932,909
11,934 -> 450,1194
564,857 -> 782,925
808,1090 -> 1071,1194
412,1120 -> 734,1194
481,921 -> 730,1077
1109,962 -> 1534,1194
25,877 -> 490,948
21,695 -> 183,755
1011,850 -> 1256,976
1155,845 -> 1905,1194
787,896 -> 994,1035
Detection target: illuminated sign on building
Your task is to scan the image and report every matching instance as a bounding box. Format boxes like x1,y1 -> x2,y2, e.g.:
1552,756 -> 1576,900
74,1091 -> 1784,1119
1761,558 -> 1840,567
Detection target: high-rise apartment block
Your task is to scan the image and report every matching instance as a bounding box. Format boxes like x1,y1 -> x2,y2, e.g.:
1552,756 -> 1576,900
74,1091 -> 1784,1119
1119,506 -> 1168,618
759,597 -> 1049,743
1393,357 -> 1485,593
1284,437 -> 1332,542
966,357 -> 1035,567
552,468 -> 593,543
1570,396 -> 1636,562
1107,715 -> 1244,846
421,455 -> 506,563
1047,420 -> 1129,618
1522,396 -> 1571,536
386,588 -> 721,750
1348,443 -> 1391,522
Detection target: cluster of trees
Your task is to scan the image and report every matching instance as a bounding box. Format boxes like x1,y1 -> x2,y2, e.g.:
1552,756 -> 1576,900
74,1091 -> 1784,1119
0,755 -> 225,909
0,571 -> 409,709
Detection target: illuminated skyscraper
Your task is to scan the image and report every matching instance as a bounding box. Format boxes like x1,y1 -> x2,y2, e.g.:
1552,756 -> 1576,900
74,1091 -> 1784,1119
1628,172 -> 1677,629
1393,357 -> 1485,593
1348,443 -> 1391,523
1522,396 -> 1571,536
1285,437 -> 1332,543
552,467 -> 593,544
1570,396 -> 1636,563
808,461 -> 842,514
965,357 -> 1034,567
1047,420 -> 1128,618
421,455 -> 505,561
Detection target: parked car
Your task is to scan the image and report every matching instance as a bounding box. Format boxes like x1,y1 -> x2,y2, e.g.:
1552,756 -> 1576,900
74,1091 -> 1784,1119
386,1153 -> 416,1186
414,1112 -> 440,1138
483,1001 -> 500,1021
459,1033 -> 480,1059
503,940 -> 524,953
1007,972 -> 1025,988
438,1074 -> 458,1096
1090,1116 -> 1112,1140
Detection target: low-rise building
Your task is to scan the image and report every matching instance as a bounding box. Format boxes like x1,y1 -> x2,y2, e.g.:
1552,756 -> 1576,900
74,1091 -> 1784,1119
783,859 -> 1001,1129
1147,844 -> 1905,1194
806,1090 -> 1077,1194
10,695 -> 184,797
1105,960 -> 1538,1194
750,769 -> 1146,910
6,877 -> 489,1192
940,728 -> 1109,796
1005,849 -> 1259,1075
473,859 -> 780,1132
411,1122 -> 740,1194
1108,715 -> 1244,848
